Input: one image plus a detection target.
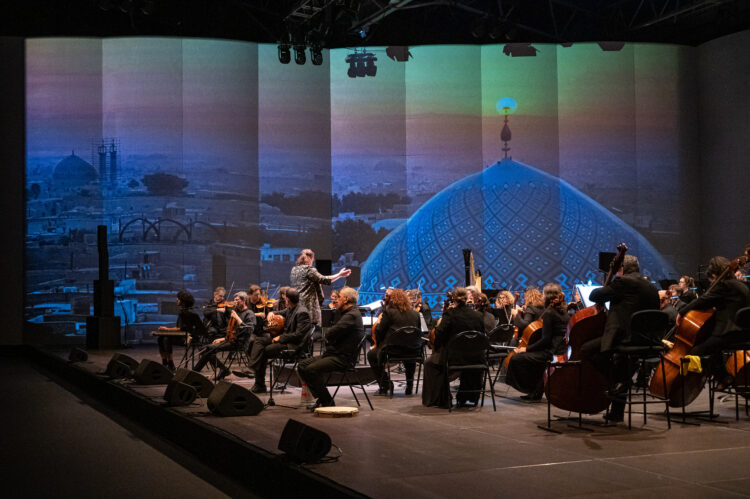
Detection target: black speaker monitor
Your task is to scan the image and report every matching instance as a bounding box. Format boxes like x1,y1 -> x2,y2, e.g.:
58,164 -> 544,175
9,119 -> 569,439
598,252 -> 616,273
164,381 -> 197,407
105,353 -> 139,378
171,368 -> 214,397
133,359 -> 174,385
207,381 -> 264,416
278,419 -> 332,463
68,347 -> 88,362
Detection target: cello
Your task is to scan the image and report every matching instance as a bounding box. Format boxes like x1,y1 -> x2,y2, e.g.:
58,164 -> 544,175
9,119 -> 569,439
503,319 -> 542,370
544,243 -> 628,414
650,252 -> 749,406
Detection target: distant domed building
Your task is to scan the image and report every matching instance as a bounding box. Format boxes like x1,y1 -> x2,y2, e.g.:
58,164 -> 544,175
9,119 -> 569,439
52,152 -> 98,187
360,158 -> 674,307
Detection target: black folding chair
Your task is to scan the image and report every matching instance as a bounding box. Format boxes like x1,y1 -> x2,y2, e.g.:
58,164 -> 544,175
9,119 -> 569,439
381,326 -> 425,397
444,330 -> 496,412
269,326 -> 316,394
327,335 -> 374,410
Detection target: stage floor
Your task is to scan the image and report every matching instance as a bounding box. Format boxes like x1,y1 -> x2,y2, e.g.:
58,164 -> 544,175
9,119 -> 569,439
48,345 -> 750,498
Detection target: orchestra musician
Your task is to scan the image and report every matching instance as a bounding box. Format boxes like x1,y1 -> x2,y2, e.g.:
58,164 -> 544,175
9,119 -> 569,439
202,286 -> 228,339
505,283 -> 569,401
475,293 -> 498,333
492,290 -> 517,328
422,287 -> 486,408
567,289 -> 584,314
680,256 -> 750,389
406,288 -> 433,331
298,287 -> 365,409
580,254 -> 659,422
248,288 -> 311,394
193,291 -> 255,380
658,289 -> 678,324
274,286 -> 290,313
513,287 -> 544,333
367,288 -> 421,395
678,275 -> 697,305
156,290 -> 204,371
290,248 -> 351,327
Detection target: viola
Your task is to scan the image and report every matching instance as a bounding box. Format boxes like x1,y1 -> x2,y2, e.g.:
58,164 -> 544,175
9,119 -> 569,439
650,251 -> 749,406
544,243 -> 627,414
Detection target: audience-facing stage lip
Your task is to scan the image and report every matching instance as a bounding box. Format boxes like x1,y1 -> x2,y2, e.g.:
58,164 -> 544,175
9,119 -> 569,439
26,344 -> 750,499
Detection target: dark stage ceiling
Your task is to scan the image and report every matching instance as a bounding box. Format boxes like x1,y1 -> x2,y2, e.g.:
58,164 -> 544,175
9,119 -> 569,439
2,0 -> 750,48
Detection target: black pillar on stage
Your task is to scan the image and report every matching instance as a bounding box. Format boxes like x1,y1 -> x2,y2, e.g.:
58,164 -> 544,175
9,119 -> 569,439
86,225 -> 121,349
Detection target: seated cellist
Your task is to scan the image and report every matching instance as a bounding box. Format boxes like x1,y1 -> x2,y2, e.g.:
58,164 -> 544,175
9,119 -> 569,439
681,256 -> 750,389
505,283 -> 569,401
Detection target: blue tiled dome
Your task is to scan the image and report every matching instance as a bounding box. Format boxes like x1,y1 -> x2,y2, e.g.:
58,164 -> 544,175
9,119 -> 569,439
360,158 -> 674,307
53,152 -> 98,186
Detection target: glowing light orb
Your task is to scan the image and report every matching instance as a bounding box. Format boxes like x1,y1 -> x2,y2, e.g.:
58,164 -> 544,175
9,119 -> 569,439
496,97 -> 518,115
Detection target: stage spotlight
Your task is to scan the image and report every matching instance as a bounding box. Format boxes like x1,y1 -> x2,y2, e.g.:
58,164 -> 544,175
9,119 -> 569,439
365,54 -> 377,76
278,44 -> 291,64
293,44 -> 306,65
347,59 -> 357,78
502,43 -> 538,57
355,55 -> 367,77
310,45 -> 323,66
385,46 -> 411,62
597,41 -> 626,51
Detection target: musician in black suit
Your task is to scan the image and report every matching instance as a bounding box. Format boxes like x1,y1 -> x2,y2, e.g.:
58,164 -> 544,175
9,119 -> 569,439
248,288 -> 311,393
658,290 -> 678,324
202,286 -> 228,339
193,291 -> 255,380
367,288 -> 421,395
157,290 -> 204,371
506,283 -> 569,401
683,256 -> 750,387
422,287 -> 486,408
298,287 -> 365,408
581,254 -> 659,422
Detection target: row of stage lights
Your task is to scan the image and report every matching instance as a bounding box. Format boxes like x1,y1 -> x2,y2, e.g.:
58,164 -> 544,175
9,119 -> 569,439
278,42 -> 323,66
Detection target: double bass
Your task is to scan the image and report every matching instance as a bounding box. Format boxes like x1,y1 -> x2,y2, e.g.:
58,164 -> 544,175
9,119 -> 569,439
650,251 -> 749,406
544,243 -> 628,414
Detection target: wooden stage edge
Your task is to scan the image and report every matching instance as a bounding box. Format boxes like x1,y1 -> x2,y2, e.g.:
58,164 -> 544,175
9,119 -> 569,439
19,345 -> 366,499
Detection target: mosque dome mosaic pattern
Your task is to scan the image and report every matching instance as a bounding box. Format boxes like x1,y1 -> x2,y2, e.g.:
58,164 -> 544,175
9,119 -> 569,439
360,158 -> 674,307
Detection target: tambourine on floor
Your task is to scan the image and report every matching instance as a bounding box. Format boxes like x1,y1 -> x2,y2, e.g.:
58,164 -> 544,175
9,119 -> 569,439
314,406 -> 359,418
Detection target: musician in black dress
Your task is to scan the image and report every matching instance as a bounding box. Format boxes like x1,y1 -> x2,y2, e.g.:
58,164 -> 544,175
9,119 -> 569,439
683,256 -> 750,387
407,288 -> 433,332
193,291 -> 255,380
298,287 -> 365,408
157,290 -> 204,371
658,289 -> 678,324
475,293 -> 498,333
505,284 -> 569,401
422,287 -> 486,408
513,287 -> 545,334
581,254 -> 659,422
367,288 -> 421,395
248,288 -> 311,393
202,286 -> 228,339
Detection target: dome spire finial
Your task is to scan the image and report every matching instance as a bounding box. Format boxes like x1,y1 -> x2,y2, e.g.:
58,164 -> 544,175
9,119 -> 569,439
496,97 -> 517,160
